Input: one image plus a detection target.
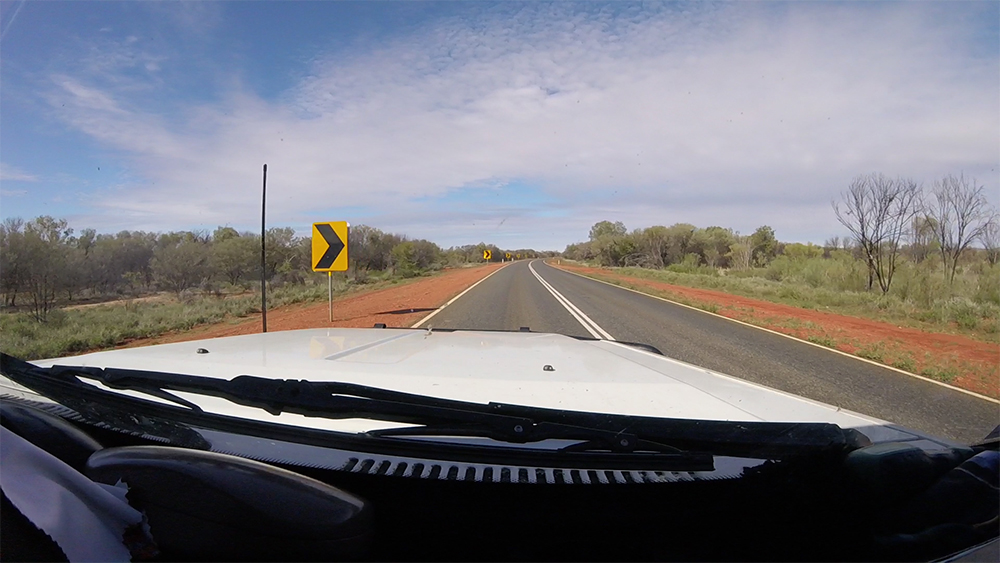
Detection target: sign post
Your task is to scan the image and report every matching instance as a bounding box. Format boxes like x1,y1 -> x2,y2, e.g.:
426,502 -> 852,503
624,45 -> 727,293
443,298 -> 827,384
312,221 -> 349,323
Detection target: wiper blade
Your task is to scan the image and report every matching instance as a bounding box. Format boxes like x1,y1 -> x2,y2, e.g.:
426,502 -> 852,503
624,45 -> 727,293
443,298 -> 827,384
0,353 -> 868,460
0,353 -> 666,455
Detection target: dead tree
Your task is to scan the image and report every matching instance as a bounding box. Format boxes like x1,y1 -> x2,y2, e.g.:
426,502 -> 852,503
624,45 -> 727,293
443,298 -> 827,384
926,174 -> 992,283
979,214 -> 999,267
833,173 -> 921,294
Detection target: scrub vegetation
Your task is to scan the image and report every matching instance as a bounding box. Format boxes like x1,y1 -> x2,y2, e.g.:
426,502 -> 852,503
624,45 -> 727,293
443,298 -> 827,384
562,172 -> 999,343
558,173 -> 998,395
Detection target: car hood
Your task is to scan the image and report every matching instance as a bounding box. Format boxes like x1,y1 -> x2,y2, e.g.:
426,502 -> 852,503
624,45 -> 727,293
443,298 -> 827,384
3,327 -> 955,450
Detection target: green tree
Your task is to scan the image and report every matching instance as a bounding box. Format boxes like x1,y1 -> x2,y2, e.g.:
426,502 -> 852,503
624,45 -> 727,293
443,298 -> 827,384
21,216 -> 73,321
0,217 -> 26,307
750,225 -> 778,266
152,240 -> 212,296
589,220 -> 627,241
211,234 -> 259,287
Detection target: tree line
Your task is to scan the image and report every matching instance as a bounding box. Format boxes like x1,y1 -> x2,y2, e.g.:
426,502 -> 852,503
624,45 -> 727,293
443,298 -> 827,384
0,218 -> 553,321
563,172 -> 998,296
563,221 -> 782,271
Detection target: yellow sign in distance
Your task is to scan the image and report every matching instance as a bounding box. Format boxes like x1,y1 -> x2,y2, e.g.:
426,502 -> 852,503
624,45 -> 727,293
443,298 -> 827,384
516,254 -> 521,259
483,249 -> 492,260
312,222 -> 349,272
505,252 -> 512,259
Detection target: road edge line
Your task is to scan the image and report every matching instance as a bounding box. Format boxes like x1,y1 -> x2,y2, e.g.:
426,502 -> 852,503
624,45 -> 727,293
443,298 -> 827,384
411,263 -> 510,328
548,262 -> 1000,405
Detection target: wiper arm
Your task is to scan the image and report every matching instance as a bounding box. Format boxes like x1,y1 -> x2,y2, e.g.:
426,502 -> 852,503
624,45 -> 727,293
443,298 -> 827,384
0,353 -> 664,454
0,353 -> 868,459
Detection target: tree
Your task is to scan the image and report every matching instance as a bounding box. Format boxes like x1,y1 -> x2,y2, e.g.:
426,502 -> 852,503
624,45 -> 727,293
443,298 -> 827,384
0,217 -> 26,307
783,243 -> 824,260
591,229 -> 638,267
349,225 -> 402,278
907,215 -> 938,263
833,173 -> 921,293
211,234 -> 258,287
21,216 -> 73,321
727,235 -> 754,271
390,241 -> 418,277
702,227 -> 736,268
152,240 -> 212,295
926,174 -> 992,283
636,226 -> 669,268
663,223 -> 697,265
981,215 -> 1000,266
589,221 -> 627,241
262,227 -> 300,282
213,226 -> 240,243
750,226 -> 778,266
409,240 -> 442,269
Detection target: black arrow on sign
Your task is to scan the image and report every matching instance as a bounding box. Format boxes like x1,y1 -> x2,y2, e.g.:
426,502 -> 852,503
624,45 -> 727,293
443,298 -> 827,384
315,224 -> 345,269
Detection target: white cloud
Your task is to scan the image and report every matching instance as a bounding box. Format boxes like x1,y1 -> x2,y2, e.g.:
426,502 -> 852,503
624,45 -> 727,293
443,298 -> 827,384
0,163 -> 38,182
41,2 -> 1000,246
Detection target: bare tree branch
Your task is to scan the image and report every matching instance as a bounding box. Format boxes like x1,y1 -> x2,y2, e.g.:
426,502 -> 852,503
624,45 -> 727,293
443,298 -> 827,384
926,174 -> 992,283
833,173 -> 921,294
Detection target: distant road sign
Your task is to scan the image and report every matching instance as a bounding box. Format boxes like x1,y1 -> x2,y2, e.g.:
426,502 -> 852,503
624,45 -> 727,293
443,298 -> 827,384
516,254 -> 521,259
505,252 -> 512,259
312,222 -> 348,272
483,249 -> 492,260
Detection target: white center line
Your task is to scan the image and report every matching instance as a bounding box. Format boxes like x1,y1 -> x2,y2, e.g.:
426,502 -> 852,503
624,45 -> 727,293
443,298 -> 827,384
528,260 -> 615,341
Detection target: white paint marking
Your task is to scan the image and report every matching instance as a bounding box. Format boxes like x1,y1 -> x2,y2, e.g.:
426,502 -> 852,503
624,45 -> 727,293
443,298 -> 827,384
550,262 -> 1000,405
529,260 -> 615,340
411,263 -> 510,328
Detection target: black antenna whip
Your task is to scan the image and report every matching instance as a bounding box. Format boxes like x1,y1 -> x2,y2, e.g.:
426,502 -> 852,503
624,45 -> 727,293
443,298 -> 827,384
260,163 -> 267,333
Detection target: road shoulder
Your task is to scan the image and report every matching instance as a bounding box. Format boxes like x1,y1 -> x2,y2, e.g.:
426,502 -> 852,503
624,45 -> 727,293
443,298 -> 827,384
115,263 -> 507,349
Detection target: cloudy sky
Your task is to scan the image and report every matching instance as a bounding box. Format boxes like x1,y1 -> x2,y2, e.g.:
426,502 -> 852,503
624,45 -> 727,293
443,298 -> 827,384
1,1 -> 997,250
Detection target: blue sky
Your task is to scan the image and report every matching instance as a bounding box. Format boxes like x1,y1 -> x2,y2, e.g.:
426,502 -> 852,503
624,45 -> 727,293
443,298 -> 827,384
1,1 -> 997,250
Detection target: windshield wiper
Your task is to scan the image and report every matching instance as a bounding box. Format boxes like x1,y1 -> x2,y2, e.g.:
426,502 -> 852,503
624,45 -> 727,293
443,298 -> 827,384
0,353 -> 868,462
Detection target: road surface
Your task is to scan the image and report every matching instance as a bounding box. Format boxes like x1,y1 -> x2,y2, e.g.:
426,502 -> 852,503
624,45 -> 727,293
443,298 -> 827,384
419,259 -> 998,444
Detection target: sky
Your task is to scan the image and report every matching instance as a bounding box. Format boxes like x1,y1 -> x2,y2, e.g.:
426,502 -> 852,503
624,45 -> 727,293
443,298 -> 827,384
1,1 -> 997,251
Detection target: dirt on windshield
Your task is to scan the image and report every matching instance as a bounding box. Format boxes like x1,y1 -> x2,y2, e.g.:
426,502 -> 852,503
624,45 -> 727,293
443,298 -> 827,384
551,262 -> 1000,400
118,263 -> 505,349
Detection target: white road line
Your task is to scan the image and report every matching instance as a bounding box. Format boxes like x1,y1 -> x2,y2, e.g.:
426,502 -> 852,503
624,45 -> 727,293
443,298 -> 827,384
550,262 -> 1000,405
411,263 -> 510,328
528,260 -> 615,340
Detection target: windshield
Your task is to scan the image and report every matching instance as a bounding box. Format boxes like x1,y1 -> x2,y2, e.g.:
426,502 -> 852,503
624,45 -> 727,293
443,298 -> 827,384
1,0 -> 998,459
2,3 -> 998,561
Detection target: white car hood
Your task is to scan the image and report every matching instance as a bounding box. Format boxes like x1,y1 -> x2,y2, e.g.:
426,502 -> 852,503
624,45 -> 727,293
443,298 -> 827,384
6,328 -> 952,449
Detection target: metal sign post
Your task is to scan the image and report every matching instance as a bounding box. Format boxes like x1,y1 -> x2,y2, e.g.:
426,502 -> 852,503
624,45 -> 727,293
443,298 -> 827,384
328,272 -> 333,323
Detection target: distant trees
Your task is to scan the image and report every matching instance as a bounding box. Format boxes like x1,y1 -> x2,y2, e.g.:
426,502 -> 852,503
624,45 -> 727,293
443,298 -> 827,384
566,221 -> 751,270
0,216 -> 537,321
565,171 -> 997,293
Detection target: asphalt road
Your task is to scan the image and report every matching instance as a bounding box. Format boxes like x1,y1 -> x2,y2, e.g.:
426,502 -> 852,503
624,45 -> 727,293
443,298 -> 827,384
421,259 -> 999,444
